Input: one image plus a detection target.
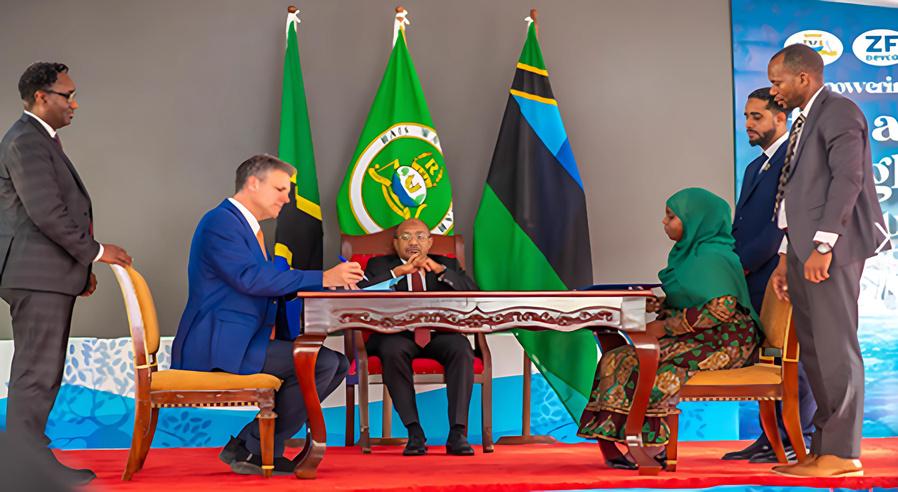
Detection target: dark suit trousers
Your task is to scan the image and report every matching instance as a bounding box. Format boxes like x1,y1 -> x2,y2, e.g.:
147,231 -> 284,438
786,249 -> 865,458
0,288 -> 76,446
238,341 -> 348,457
367,332 -> 474,430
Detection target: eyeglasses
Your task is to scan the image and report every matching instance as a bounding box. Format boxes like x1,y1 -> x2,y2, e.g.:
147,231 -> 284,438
44,90 -> 77,103
396,232 -> 430,241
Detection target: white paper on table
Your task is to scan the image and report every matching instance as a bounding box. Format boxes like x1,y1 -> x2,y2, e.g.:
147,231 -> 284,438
362,276 -> 402,291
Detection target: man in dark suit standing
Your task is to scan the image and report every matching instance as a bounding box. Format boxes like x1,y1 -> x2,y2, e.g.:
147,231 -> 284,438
0,62 -> 132,485
172,154 -> 363,475
767,44 -> 889,478
723,88 -> 816,463
357,218 -> 479,456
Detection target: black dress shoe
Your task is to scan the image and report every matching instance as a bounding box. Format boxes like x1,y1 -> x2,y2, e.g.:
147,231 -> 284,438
230,453 -> 296,476
57,466 -> 97,485
721,438 -> 771,460
48,452 -> 96,485
218,435 -> 246,465
605,455 -> 638,470
446,433 -> 475,456
604,449 -> 667,470
403,433 -> 427,456
749,444 -> 797,463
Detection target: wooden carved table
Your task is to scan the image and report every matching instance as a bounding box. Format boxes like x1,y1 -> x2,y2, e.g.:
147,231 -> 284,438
290,290 -> 660,478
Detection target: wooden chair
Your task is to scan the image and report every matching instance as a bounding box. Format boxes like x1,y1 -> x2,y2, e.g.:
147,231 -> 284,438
340,227 -> 494,453
110,264 -> 281,479
665,280 -> 807,471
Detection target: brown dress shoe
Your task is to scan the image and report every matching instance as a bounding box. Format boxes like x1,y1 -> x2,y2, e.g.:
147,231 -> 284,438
771,452 -> 816,474
772,454 -> 862,478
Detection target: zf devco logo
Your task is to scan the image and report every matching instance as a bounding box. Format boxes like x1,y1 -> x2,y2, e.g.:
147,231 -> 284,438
853,29 -> 898,67
784,30 -> 843,65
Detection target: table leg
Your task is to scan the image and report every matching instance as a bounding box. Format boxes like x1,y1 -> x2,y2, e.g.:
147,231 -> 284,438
625,332 -> 662,476
292,335 -> 327,479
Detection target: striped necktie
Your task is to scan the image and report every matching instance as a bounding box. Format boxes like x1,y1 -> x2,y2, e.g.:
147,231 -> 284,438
772,114 -> 805,220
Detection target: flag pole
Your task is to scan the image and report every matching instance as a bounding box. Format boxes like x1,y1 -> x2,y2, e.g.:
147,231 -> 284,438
282,3 -> 308,452
377,5 -> 410,444
530,8 -> 539,38
496,8 -> 558,447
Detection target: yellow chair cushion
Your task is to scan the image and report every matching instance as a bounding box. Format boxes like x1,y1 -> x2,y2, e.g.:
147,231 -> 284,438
685,364 -> 782,386
150,369 -> 282,391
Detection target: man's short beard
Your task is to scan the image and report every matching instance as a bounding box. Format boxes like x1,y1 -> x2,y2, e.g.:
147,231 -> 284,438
751,128 -> 777,148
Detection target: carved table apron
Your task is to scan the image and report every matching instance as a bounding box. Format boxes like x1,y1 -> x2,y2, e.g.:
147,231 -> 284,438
290,290 -> 660,478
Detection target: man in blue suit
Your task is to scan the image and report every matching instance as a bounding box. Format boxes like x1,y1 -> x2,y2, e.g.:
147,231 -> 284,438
171,154 -> 364,475
723,88 -> 815,463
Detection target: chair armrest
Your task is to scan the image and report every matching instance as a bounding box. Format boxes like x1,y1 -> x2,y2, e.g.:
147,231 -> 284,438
475,333 -> 492,376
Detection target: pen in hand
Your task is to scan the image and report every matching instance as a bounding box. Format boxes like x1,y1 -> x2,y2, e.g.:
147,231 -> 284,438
338,255 -> 369,281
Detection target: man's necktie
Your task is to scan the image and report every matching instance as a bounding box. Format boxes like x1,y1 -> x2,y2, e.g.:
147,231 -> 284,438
410,272 -> 430,347
256,229 -> 267,260
772,114 -> 806,220
52,134 -> 63,150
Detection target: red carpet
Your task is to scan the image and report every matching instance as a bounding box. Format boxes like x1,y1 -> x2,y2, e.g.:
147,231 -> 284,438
64,438 -> 898,491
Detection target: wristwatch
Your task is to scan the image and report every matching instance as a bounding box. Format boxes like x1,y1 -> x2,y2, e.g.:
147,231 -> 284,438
814,241 -> 833,255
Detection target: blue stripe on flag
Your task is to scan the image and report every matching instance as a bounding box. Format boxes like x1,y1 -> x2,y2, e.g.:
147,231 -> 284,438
553,139 -> 582,189
512,96 -> 582,188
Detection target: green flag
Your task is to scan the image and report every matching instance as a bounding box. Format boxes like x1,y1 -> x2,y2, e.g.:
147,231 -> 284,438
337,20 -> 454,235
275,10 -> 322,270
473,22 -> 594,421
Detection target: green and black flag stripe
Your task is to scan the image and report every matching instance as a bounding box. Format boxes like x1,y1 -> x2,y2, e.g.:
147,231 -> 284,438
275,11 -> 322,272
473,21 -> 594,420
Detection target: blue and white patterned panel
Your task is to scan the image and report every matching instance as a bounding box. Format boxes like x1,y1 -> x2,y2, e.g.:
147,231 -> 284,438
1,331 -> 894,449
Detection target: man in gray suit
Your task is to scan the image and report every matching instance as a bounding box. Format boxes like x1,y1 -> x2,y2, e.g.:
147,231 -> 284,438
767,44 -> 889,478
0,62 -> 132,485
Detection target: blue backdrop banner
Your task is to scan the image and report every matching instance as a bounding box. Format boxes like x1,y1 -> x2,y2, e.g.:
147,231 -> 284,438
731,0 -> 898,438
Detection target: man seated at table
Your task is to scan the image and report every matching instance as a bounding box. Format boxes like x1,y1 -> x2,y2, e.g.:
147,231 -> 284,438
171,154 -> 364,475
357,218 -> 479,456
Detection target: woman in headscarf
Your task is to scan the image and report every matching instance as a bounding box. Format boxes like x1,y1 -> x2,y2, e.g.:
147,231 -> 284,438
578,188 -> 761,469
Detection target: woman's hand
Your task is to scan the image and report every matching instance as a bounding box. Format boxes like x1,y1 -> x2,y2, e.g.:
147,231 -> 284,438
645,320 -> 667,339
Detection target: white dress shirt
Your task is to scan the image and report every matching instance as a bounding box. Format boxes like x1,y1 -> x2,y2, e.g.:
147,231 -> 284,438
227,197 -> 261,234
23,110 -> 56,137
24,111 -> 105,263
777,86 -> 839,255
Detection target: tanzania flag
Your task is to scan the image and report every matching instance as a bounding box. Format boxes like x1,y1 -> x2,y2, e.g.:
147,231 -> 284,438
275,10 -> 322,271
336,18 -> 454,235
473,21 -> 594,421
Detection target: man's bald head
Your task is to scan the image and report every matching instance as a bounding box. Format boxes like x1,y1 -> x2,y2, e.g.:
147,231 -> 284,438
771,44 -> 824,81
767,43 -> 825,111
393,219 -> 433,260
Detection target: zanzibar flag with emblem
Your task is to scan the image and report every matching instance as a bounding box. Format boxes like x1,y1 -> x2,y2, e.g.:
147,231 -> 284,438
275,13 -> 322,271
336,26 -> 454,235
473,22 -> 594,420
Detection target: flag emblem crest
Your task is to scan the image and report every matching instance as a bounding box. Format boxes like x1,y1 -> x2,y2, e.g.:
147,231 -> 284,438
348,123 -> 452,232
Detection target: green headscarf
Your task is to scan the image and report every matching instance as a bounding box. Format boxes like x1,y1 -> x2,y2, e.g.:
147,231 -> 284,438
658,188 -> 760,324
